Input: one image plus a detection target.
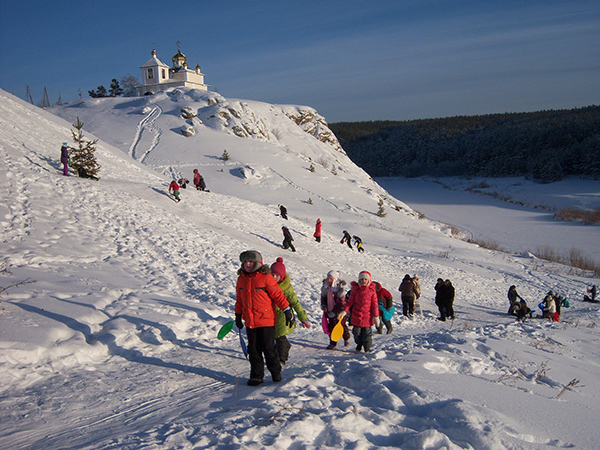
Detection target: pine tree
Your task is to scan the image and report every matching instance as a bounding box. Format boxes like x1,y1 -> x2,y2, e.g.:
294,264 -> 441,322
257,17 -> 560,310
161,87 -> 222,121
222,149 -> 230,161
108,79 -> 123,97
70,117 -> 101,176
88,85 -> 107,98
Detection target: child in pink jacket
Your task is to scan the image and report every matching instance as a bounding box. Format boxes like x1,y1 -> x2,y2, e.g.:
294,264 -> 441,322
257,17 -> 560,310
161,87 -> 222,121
341,271 -> 380,353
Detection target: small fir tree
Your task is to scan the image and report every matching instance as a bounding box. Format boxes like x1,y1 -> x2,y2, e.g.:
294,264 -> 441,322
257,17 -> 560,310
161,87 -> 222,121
70,117 -> 101,176
376,198 -> 387,217
222,149 -> 230,161
309,163 -> 315,172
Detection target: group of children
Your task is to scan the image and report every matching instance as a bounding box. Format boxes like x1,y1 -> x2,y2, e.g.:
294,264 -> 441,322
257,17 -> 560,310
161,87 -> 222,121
169,169 -> 208,202
234,249 -> 447,386
506,285 -> 573,322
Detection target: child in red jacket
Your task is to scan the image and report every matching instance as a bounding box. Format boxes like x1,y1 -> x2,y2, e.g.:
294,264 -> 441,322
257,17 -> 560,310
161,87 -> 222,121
168,180 -> 181,202
235,250 -> 293,386
341,271 -> 380,353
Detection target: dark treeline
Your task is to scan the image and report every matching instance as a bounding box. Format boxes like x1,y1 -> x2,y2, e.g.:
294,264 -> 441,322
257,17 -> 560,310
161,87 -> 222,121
330,106 -> 600,182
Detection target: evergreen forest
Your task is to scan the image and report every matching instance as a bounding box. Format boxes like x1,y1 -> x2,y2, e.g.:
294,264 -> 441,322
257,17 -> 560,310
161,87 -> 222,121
330,106 -> 600,182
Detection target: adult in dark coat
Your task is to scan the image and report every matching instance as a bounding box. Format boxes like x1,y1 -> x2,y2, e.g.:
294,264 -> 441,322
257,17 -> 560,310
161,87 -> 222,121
282,226 -> 296,252
399,274 -> 418,318
435,278 -> 455,321
279,204 -> 288,220
340,230 -> 353,249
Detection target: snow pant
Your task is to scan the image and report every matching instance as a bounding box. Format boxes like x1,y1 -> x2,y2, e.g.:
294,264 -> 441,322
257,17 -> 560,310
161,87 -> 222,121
346,240 -> 353,249
376,317 -> 393,334
326,314 -> 350,347
172,190 -> 180,201
356,243 -> 364,252
315,236 -> 321,243
62,162 -> 69,176
402,295 -> 415,316
283,238 -> 296,252
352,326 -> 373,351
246,326 -> 281,381
275,335 -> 291,364
437,299 -> 454,320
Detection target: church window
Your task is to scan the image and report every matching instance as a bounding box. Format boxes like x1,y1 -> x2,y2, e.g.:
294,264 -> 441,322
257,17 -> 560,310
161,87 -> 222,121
161,69 -> 166,79
147,68 -> 154,80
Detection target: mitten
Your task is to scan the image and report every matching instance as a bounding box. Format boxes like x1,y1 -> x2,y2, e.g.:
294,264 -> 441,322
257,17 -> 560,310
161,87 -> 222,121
235,313 -> 244,329
374,316 -> 381,329
283,308 -> 295,327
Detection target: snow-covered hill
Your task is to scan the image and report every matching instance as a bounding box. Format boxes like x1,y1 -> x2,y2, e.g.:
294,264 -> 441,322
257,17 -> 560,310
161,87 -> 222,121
2,88 -> 600,449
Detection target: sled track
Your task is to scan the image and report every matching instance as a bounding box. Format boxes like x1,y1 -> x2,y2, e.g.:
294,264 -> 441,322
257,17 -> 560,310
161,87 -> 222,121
128,106 -> 162,162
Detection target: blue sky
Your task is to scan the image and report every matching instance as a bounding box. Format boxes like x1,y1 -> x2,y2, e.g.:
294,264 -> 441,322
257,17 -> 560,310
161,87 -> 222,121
1,0 -> 599,122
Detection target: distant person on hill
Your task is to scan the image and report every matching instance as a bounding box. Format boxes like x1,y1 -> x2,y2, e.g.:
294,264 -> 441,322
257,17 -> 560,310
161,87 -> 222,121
270,257 -> 310,365
353,235 -> 365,252
60,142 -> 69,176
279,204 -> 288,220
507,285 -> 524,314
168,180 -> 181,202
541,291 -> 558,321
584,285 -> 598,302
178,178 -> 189,189
77,165 -> 99,181
235,250 -> 293,386
412,275 -> 422,314
282,226 -> 296,252
321,270 -> 349,349
340,230 -> 353,249
399,274 -> 418,318
314,218 -> 322,243
341,271 -> 380,353
435,278 -> 455,321
193,169 -> 207,191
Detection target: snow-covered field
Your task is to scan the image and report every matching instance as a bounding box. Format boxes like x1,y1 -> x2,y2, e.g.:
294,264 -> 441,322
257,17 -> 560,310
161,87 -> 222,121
1,88 -> 599,449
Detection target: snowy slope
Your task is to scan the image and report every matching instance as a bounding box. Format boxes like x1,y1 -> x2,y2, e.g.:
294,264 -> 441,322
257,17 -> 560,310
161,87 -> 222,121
2,88 -> 600,449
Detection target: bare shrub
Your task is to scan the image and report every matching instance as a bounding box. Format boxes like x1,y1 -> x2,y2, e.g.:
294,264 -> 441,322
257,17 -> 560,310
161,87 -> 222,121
554,207 -> 600,225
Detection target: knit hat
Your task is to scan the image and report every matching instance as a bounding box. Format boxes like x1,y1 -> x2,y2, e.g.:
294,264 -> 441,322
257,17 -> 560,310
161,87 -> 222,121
358,271 -> 371,283
327,270 -> 340,281
270,257 -> 286,279
239,250 -> 263,264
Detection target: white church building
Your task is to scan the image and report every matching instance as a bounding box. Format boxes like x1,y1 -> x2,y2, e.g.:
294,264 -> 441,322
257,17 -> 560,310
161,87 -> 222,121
136,45 -> 208,96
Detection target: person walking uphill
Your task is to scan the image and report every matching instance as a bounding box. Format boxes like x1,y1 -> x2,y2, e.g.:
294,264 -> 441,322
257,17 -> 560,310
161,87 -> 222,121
60,142 -> 69,176
235,250 -> 294,386
279,204 -> 288,220
321,270 -> 350,349
340,230 -> 353,249
399,274 -> 419,318
341,271 -> 380,353
270,257 -> 310,365
193,169 -> 207,191
169,180 -> 181,202
314,218 -> 322,243
282,226 -> 296,252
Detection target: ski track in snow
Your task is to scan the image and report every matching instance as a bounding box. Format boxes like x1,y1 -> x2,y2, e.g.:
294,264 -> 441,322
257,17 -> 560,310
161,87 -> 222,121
2,90 -> 599,449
